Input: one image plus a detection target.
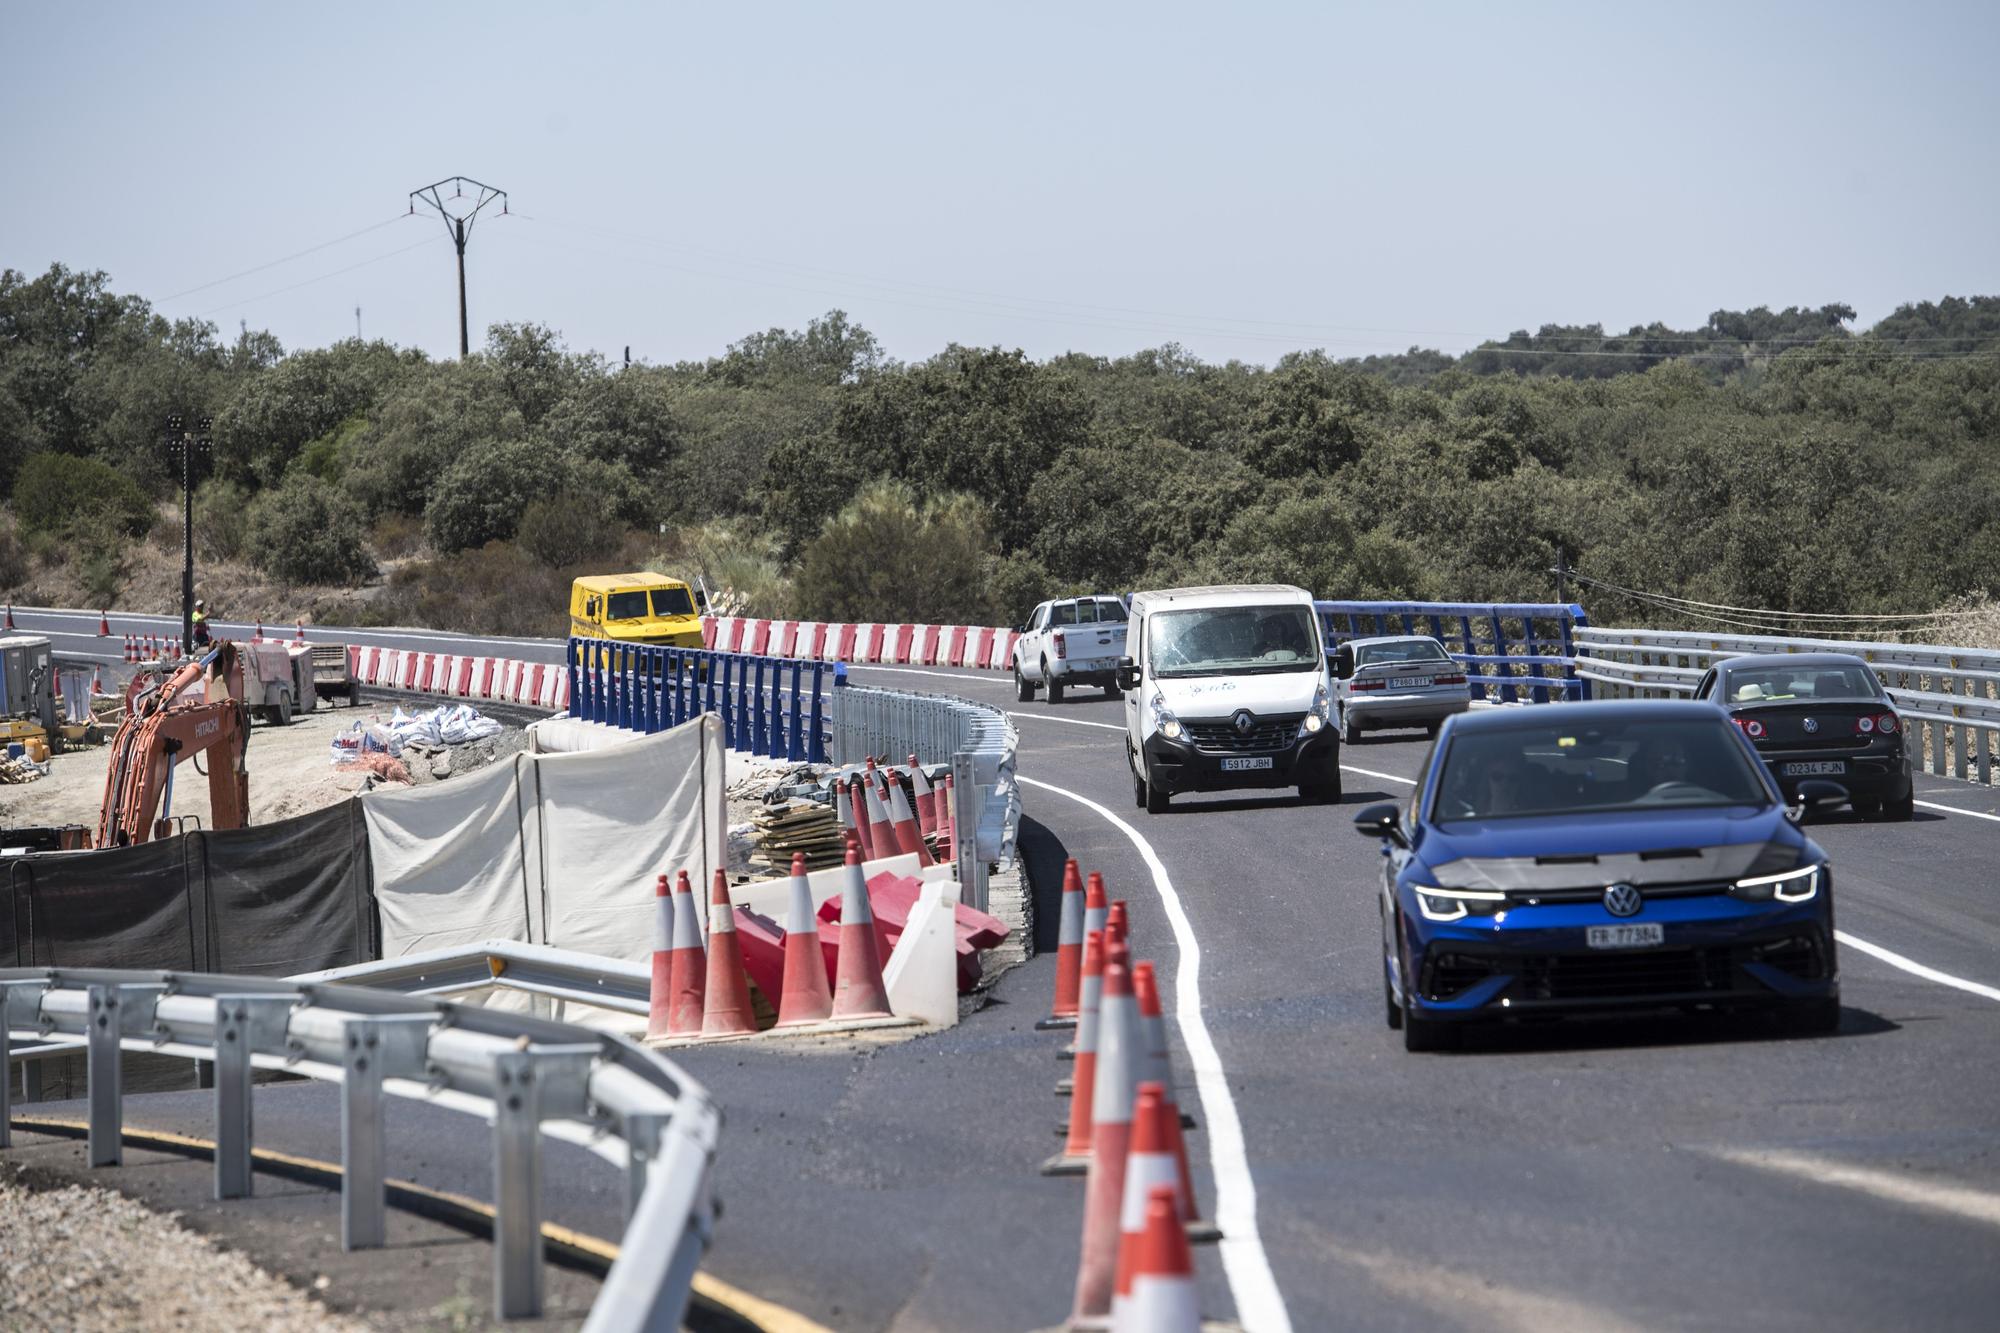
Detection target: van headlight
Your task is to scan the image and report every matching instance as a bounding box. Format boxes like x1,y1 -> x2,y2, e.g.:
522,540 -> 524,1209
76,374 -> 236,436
1150,694 -> 1183,741
1411,882 -> 1507,921
1732,863 -> 1823,903
1300,682 -> 1332,736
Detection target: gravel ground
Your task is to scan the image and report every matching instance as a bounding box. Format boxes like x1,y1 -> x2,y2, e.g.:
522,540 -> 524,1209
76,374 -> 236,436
0,1166 -> 368,1333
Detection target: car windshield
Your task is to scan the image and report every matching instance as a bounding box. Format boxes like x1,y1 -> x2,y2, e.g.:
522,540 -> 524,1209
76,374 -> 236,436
606,591 -> 651,620
1431,716 -> 1772,822
1149,605 -> 1320,677
1358,639 -> 1450,666
1725,664 -> 1879,703
651,587 -> 695,617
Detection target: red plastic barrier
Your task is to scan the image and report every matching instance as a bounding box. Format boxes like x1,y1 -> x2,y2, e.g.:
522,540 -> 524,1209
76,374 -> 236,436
774,621 -> 799,657
702,616 -> 718,649
527,663 -> 545,704
970,627 -> 995,668
892,624 -> 915,665
735,906 -> 839,1006
816,872 -> 1002,993
806,623 -> 829,659
834,624 -> 858,662
481,658 -> 497,699
747,620 -> 772,655
944,626 -> 968,666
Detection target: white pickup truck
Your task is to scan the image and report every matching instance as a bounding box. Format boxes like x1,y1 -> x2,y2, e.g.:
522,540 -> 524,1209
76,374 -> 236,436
1013,595 -> 1129,702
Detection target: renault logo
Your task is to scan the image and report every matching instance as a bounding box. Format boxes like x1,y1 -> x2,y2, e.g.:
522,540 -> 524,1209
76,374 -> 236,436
1802,716 -> 1819,733
1603,883 -> 1643,917
1233,711 -> 1255,735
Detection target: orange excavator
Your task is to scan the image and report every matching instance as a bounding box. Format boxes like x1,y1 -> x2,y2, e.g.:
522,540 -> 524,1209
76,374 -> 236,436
96,641 -> 252,847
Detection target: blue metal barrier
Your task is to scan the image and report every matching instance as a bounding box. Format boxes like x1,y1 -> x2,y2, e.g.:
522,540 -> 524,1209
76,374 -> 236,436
565,639 -> 828,762
1315,601 -> 1591,704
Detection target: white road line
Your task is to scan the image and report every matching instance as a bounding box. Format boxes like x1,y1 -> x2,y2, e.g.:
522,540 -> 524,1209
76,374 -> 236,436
1341,763 -> 1416,787
844,663 -> 1006,684
1835,930 -> 2000,1002
1701,1146 -> 2000,1230
1020,774 -> 1293,1333
1007,711 -> 1125,731
1914,799 -> 2000,825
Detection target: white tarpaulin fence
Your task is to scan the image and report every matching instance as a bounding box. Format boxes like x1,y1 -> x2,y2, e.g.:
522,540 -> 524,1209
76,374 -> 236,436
363,713 -> 727,964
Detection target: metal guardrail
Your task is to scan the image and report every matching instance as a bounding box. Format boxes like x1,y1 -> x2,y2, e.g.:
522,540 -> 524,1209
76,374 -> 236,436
294,940 -> 654,1017
1316,600 -> 1590,703
827,681 -> 1020,912
566,638 -> 827,763
1,965 -> 720,1330
1575,626 -> 2000,786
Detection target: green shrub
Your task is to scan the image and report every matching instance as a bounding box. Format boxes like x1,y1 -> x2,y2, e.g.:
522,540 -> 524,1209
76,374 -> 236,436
424,438 -> 553,555
353,541 -> 570,637
244,473 -> 377,585
370,511 -> 425,561
791,482 -> 999,624
0,525 -> 26,590
517,489 -> 621,568
192,479 -> 251,561
11,452 -> 154,538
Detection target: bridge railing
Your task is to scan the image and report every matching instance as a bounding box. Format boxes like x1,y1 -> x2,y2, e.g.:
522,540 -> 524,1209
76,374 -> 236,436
2,965 -> 720,1331
1316,601 -> 1590,703
566,638 -> 827,763
1576,626 -> 2000,786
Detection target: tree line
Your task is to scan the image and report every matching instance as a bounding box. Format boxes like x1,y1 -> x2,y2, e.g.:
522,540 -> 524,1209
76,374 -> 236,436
2,262 -> 1995,633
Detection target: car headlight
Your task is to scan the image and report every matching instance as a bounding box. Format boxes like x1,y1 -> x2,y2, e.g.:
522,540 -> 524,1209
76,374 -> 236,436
1732,863 -> 1823,903
1411,882 -> 1507,922
1150,694 -> 1183,741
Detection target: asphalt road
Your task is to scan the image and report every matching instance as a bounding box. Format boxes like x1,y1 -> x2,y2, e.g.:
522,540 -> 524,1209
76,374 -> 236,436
15,608 -> 2000,1330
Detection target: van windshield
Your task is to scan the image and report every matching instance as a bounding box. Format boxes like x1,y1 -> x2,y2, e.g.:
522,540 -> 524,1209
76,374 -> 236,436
651,587 -> 695,617
1149,605 -> 1319,677
606,591 -> 651,620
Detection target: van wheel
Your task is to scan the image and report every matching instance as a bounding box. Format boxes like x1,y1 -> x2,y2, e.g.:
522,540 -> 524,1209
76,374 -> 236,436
1132,765 -> 1147,810
1014,663 -> 1035,702
1144,771 -> 1169,814
1300,776 -> 1341,804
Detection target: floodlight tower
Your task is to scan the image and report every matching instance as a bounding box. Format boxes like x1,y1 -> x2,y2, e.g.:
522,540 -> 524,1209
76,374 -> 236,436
409,176 -> 508,358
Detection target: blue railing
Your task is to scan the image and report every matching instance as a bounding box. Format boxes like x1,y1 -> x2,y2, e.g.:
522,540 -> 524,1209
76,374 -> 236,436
1315,601 -> 1590,704
565,639 -> 828,762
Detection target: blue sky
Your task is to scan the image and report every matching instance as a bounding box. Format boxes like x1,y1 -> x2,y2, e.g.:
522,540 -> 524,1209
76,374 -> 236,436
3,1 -> 1995,366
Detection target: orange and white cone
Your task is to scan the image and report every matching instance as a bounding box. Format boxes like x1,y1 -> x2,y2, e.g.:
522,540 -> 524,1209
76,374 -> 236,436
1112,1083 -> 1186,1327
295,620 -> 306,642
835,778 -> 870,862
1113,1186 -> 1200,1333
123,635 -> 135,664
1085,871 -> 1110,942
254,619 -> 264,641
1043,929 -> 1104,1176
884,772 -> 932,864
861,772 -> 896,859
1134,962 -> 1213,1242
97,610 -> 109,637
1107,899 -> 1129,951
1037,858 -> 1088,1031
702,869 -> 756,1036
777,852 -> 834,1026
941,770 -> 957,860
3,605 -> 12,630
1071,957 -> 1142,1324
91,666 -> 105,697
666,870 -> 706,1036
829,843 -> 893,1019
907,754 -> 939,837
646,874 -> 674,1039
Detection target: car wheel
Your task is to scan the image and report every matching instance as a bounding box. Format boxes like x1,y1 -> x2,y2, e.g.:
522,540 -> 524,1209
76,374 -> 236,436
1852,798 -> 1883,818
1044,659 -> 1064,703
1425,721 -> 1441,739
1785,998 -> 1841,1035
1882,792 -> 1915,821
1014,663 -> 1035,702
1342,708 -> 1362,746
1383,958 -> 1403,1030
1398,933 -> 1453,1051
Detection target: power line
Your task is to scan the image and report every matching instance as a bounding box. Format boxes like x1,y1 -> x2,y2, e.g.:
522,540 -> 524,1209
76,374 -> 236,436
195,236 -> 445,317
156,215 -> 412,303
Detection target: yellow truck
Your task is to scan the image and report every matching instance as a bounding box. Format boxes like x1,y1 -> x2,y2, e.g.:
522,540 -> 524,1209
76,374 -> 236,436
568,573 -> 706,648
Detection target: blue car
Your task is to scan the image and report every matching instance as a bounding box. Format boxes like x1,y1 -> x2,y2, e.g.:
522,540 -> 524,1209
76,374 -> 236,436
1354,700 -> 1843,1051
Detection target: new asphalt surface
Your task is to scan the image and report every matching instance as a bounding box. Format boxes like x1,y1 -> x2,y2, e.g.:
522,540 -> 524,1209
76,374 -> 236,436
10,606 -> 2000,1330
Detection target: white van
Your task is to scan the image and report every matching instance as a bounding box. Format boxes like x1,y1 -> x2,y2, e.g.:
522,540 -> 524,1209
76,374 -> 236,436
1117,584 -> 1341,813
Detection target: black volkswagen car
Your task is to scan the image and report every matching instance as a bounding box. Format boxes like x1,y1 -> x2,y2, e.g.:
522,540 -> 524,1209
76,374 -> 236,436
1692,653 -> 1913,820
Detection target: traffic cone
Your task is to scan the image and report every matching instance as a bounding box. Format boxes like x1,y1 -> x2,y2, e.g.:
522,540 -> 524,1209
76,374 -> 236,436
666,870 -> 706,1036
1107,899 -> 1129,951
829,843 -> 892,1019
833,778 -> 866,861
1043,930 -> 1104,1176
907,754 -> 938,836
254,619 -> 263,641
1085,872 -> 1110,942
861,772 -> 896,857
1037,858 -> 1087,1031
702,869 -> 756,1036
1112,1084 -> 1186,1328
1071,957 -> 1141,1324
123,635 -> 136,664
776,852 -> 834,1026
1135,962 -> 1213,1241
884,771 -> 933,864
3,605 -> 13,629
1113,1187 -> 1200,1333
295,620 -> 306,642
940,770 -> 957,861
97,610 -> 110,636
91,666 -> 105,696
646,875 -> 674,1039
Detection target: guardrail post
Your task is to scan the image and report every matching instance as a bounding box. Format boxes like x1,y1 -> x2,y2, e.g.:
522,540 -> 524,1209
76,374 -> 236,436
86,982 -> 166,1167
565,639 -> 580,722
212,993 -> 298,1200
734,654 -> 753,750
752,657 -> 769,756
623,1110 -> 668,1224
491,1042 -> 595,1320
340,1014 -> 434,1250
809,663 -> 827,764
0,980 -> 50,1150
787,660 -> 805,762
953,752 -> 983,912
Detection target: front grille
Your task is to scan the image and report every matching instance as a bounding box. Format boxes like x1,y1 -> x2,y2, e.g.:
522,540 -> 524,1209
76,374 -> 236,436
1424,953 -> 1500,1001
1735,933 -> 1828,981
1514,948 -> 1729,1000
1183,714 -> 1302,752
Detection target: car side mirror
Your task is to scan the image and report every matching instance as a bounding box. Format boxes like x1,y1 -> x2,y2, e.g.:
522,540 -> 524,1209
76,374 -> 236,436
1352,802 -> 1407,846
1789,779 -> 1848,820
1116,657 -> 1140,692
1332,645 -> 1355,680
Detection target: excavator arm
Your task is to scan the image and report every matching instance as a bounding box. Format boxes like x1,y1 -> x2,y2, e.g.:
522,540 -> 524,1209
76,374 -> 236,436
95,643 -> 252,847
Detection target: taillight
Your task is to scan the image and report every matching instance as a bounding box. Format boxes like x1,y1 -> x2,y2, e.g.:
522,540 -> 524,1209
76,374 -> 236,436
1434,674 -> 1467,686
1734,718 -> 1766,739
1855,716 -> 1874,734
1864,712 -> 1898,735
1053,630 -> 1066,659
1351,679 -> 1386,691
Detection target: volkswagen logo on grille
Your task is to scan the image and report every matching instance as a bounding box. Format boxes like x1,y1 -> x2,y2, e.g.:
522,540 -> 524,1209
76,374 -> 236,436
1233,710 -> 1255,735
1802,716 -> 1819,733
1603,883 -> 1643,917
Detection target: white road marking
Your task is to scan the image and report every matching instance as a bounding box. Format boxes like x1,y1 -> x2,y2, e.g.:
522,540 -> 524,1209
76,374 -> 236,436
1007,711 -> 1124,731
1341,763 -> 1416,787
1914,799 -> 2000,825
844,663 -> 1007,684
1701,1146 -> 2000,1230
1020,774 -> 1293,1333
1835,930 -> 2000,1002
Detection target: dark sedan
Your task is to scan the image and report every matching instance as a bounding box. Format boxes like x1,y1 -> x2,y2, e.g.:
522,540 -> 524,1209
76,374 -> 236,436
1693,653 -> 1913,820
1354,701 -> 1842,1051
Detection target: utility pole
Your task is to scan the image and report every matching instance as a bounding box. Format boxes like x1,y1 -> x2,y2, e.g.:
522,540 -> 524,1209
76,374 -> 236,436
1555,543 -> 1570,604
163,413 -> 212,655
355,306 -> 362,340
409,176 -> 507,358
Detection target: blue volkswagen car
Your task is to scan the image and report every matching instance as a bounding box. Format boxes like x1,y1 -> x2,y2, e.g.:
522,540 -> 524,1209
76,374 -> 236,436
1354,700 -> 1842,1051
